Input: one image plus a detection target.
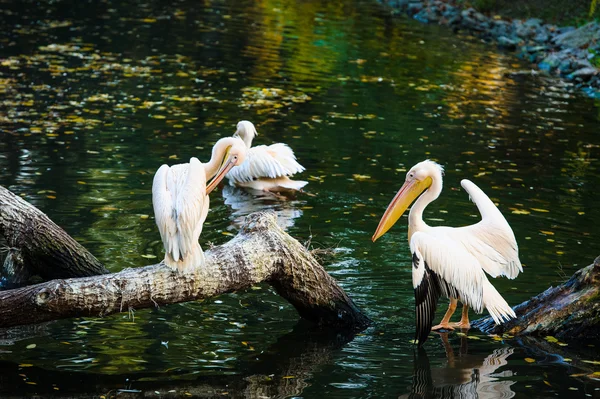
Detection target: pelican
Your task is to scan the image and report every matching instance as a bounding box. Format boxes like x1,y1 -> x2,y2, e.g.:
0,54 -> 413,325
152,137 -> 246,272
225,120 -> 308,193
372,160 -> 522,346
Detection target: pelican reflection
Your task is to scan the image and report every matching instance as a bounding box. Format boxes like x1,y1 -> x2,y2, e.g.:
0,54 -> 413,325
401,333 -> 515,399
221,185 -> 303,231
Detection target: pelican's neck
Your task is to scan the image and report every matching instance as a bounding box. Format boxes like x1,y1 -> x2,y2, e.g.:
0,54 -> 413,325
235,122 -> 256,148
204,137 -> 236,179
240,131 -> 254,148
408,174 -> 443,239
238,130 -> 254,148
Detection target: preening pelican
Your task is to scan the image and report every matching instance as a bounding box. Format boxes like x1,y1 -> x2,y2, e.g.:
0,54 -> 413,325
152,137 -> 246,272
372,160 -> 522,346
226,120 -> 308,193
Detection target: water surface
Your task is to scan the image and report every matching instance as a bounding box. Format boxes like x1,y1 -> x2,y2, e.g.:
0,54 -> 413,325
1,0 -> 600,397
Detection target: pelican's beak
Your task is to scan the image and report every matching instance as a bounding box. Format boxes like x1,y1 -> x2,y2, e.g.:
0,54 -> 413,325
206,147 -> 234,194
371,177 -> 432,242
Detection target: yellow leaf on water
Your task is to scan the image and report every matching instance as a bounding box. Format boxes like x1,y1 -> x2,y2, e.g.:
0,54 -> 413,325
582,360 -> 600,365
531,208 -> 550,213
141,254 -> 156,259
26,344 -> 36,349
140,214 -> 149,219
545,336 -> 558,343
524,358 -> 536,363
19,364 -> 34,367
352,174 -> 371,181
544,381 -> 552,387
511,209 -> 530,215
222,232 -> 234,236
282,376 -> 296,379
77,181 -> 86,185
540,230 -> 554,235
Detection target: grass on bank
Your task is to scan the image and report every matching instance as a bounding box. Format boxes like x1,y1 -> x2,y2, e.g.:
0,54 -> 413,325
458,0 -> 599,26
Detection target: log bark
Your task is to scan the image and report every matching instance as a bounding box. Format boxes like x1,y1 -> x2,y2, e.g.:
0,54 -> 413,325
0,185 -> 108,285
473,255 -> 600,341
0,207 -> 371,330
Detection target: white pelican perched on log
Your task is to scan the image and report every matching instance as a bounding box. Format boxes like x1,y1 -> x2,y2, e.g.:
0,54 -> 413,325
372,160 -> 522,346
226,120 -> 308,193
152,137 -> 246,272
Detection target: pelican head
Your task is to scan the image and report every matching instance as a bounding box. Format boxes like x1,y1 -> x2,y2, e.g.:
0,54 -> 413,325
372,160 -> 443,242
206,137 -> 247,194
234,120 -> 258,148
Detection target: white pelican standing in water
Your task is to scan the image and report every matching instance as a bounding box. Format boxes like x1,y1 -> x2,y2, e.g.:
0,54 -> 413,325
372,160 -> 522,346
226,120 -> 308,193
152,137 -> 246,272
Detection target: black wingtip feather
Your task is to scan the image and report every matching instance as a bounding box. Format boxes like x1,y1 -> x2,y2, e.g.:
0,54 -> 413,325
413,258 -> 442,347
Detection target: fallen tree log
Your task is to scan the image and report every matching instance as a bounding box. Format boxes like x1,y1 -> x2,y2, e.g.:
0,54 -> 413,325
473,255 -> 600,341
0,185 -> 108,285
0,205 -> 371,330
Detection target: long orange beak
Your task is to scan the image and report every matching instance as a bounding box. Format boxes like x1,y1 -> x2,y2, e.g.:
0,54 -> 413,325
371,177 -> 432,242
206,150 -> 236,194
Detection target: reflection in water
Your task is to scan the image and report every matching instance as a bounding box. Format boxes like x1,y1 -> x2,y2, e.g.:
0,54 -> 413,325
221,185 -> 303,231
0,322 -> 355,398
401,334 -> 515,399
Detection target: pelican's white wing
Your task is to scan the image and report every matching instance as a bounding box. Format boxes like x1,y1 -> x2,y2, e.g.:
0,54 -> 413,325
153,164 -> 179,259
152,158 -> 207,269
226,143 -> 305,184
173,157 -> 207,258
455,180 -> 522,279
411,231 -> 515,345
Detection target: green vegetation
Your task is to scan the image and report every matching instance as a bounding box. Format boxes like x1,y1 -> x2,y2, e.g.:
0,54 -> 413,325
460,0 -> 600,25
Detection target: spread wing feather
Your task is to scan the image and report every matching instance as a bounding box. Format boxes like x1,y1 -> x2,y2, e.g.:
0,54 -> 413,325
226,143 -> 305,184
424,180 -> 522,279
458,180 -> 522,278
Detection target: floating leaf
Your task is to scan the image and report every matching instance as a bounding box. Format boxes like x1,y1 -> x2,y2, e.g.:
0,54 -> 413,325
524,358 -> 536,363
26,344 -> 36,349
352,174 -> 371,181
582,360 -> 600,365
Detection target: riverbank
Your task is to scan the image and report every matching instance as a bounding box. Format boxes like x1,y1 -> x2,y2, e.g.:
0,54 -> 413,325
383,0 -> 600,98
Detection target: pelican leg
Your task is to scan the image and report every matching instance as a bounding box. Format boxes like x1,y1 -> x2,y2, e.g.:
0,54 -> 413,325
431,298 -> 458,331
451,304 -> 471,329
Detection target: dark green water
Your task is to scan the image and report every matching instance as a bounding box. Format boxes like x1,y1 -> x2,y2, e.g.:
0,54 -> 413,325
2,0 -> 600,397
